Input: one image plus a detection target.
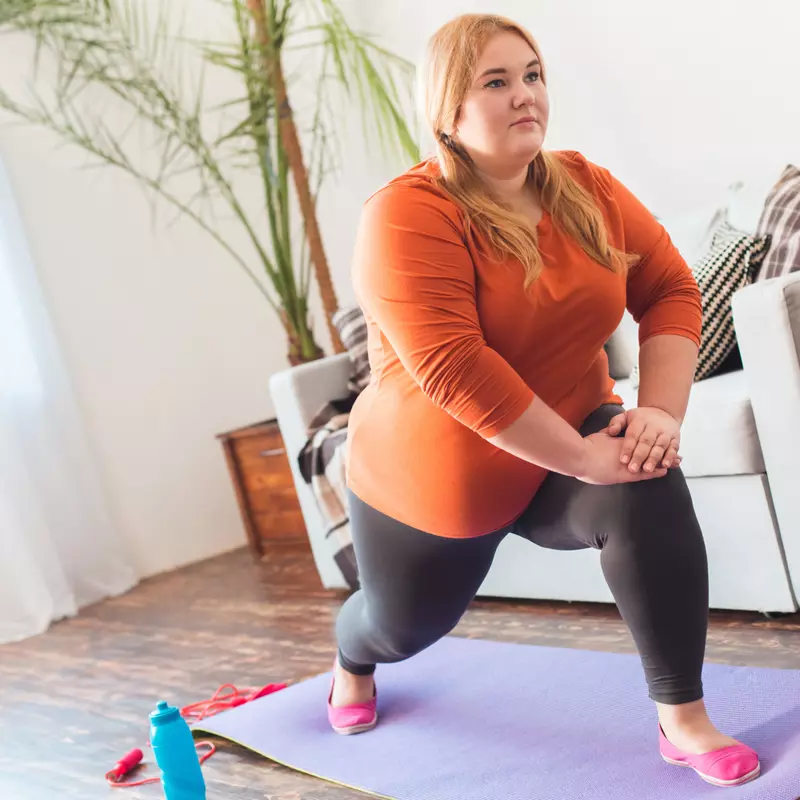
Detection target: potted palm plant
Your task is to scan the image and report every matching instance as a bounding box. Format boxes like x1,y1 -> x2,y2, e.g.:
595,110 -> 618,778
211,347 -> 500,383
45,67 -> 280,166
0,0 -> 419,364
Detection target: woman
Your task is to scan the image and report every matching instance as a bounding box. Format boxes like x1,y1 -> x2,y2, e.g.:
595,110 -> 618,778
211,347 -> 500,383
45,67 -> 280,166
328,13 -> 760,789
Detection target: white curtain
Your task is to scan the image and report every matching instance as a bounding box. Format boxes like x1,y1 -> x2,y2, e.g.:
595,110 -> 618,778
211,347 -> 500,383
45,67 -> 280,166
0,154 -> 137,644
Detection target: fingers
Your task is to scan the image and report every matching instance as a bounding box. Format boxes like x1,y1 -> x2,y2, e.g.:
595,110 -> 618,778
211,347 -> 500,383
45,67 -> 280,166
624,428 -> 681,474
661,440 -> 680,469
642,433 -> 673,473
619,419 -> 644,466
622,464 -> 668,482
606,412 -> 628,437
627,429 -> 657,473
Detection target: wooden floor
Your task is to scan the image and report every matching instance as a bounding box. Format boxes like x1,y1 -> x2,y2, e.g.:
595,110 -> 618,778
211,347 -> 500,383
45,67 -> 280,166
1,541 -> 799,800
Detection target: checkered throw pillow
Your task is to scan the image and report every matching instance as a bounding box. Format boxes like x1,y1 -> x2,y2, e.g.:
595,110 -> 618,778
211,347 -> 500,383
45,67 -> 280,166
711,218 -> 771,276
754,164 -> 800,281
693,227 -> 770,382
332,306 -> 371,395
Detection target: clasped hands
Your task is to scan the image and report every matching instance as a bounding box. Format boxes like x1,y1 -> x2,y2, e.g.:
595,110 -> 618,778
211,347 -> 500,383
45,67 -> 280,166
578,406 -> 683,486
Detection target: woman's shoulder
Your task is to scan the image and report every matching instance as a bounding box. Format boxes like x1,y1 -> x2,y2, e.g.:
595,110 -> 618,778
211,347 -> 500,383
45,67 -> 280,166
549,150 -> 614,196
360,157 -> 463,227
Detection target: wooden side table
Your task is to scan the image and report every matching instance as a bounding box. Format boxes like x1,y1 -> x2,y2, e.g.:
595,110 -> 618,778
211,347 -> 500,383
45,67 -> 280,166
217,419 -> 307,557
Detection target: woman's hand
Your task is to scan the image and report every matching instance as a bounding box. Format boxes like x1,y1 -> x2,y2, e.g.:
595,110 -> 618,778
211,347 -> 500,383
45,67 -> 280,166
605,407 -> 682,473
577,430 -> 668,485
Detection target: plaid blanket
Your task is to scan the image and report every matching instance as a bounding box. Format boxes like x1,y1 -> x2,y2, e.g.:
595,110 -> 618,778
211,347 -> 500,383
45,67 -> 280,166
297,393 -> 360,590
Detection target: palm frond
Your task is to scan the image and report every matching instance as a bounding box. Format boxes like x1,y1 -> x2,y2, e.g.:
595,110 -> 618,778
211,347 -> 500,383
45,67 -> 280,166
299,0 -> 419,165
1,0 -> 419,361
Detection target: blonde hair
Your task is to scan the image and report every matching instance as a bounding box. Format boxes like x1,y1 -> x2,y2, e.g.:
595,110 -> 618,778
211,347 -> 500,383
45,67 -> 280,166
421,14 -> 638,289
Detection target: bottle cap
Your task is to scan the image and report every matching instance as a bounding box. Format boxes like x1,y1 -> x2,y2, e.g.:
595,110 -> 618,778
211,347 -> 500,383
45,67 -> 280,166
150,700 -> 180,726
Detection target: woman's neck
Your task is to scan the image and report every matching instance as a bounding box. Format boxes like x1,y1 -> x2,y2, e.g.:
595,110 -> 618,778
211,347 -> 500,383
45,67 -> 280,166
472,156 -> 536,207
481,170 -> 527,202
477,169 -> 541,216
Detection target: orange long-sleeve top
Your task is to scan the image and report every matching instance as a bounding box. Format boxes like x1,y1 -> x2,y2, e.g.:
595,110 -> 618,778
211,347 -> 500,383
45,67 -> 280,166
345,150 -> 702,538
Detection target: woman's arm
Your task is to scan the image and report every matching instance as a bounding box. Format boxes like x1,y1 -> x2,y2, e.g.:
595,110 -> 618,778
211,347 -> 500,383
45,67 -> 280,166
605,334 -> 699,473
486,394 -> 587,477
489,394 -> 670,484
636,333 -> 699,425
598,165 -> 703,471
353,183 -> 602,478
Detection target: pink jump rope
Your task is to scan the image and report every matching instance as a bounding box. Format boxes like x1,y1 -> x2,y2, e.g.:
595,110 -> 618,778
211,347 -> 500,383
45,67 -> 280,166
105,682 -> 287,788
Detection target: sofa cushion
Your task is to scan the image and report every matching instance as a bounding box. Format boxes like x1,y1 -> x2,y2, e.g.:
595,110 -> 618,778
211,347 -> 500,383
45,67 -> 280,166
693,227 -> 770,382
613,369 -> 765,477
605,310 -> 640,383
332,306 -> 370,394
755,164 -> 800,281
712,217 -> 772,274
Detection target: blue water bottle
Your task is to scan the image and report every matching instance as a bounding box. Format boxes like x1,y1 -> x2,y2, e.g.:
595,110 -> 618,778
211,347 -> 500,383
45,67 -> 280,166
149,701 -> 206,800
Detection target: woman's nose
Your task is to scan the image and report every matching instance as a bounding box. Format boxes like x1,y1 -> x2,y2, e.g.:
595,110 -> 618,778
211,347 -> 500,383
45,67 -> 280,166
512,82 -> 536,109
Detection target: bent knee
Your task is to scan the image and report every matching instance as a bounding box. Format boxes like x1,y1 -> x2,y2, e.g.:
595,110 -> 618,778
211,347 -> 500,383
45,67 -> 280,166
624,467 -> 693,510
596,471 -> 699,546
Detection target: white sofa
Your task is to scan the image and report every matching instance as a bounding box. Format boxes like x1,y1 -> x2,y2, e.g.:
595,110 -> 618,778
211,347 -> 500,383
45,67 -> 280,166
269,182 -> 800,615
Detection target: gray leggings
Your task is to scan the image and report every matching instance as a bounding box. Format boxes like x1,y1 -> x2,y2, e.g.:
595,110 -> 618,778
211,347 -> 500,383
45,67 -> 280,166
336,404 -> 709,705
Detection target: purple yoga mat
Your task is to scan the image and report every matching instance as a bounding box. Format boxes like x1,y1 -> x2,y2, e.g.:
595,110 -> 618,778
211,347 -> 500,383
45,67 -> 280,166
194,636 -> 800,799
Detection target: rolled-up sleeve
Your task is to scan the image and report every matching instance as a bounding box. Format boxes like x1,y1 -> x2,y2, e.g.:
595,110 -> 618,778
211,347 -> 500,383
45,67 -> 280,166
609,173 -> 702,348
352,183 -> 534,438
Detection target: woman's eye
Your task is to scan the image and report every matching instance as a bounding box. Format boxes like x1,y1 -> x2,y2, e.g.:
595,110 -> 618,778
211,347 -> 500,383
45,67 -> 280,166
484,72 -> 540,89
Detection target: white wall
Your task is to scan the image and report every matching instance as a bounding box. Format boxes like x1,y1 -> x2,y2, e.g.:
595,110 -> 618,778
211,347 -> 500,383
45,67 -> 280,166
0,0 -> 340,578
2,0 -> 799,578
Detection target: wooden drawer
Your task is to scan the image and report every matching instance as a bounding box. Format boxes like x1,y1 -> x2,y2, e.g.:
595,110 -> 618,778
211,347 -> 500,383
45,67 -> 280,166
217,419 -> 307,555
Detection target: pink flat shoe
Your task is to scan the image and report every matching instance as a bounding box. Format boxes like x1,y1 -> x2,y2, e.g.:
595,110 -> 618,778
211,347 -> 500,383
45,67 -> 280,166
327,663 -> 378,735
659,725 -> 761,787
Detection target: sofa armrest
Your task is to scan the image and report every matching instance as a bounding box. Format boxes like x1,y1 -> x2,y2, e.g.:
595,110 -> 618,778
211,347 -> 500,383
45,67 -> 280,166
733,272 -> 800,595
269,353 -> 352,440
268,353 -> 352,590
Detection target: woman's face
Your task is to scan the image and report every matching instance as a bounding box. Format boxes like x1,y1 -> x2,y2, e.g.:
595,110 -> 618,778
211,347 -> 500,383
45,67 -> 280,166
454,31 -> 549,172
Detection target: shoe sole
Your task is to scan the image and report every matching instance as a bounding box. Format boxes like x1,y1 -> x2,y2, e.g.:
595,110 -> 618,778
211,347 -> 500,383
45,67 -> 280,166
332,714 -> 378,736
661,754 -> 761,787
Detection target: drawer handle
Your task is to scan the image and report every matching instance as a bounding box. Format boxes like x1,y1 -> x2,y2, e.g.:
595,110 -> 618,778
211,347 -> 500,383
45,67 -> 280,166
260,447 -> 285,457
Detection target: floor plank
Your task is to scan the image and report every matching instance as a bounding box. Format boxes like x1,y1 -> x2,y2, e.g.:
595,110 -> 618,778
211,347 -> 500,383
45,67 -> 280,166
0,542 -> 798,799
